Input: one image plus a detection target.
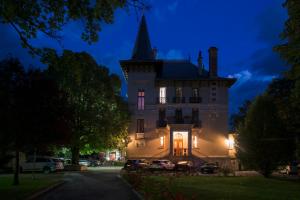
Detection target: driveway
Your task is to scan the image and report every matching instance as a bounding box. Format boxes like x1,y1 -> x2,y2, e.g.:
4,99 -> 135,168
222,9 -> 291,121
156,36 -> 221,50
35,167 -> 139,200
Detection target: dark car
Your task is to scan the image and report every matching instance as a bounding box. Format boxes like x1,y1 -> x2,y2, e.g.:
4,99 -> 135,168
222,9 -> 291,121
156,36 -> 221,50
200,163 -> 219,174
149,160 -> 175,171
175,161 -> 194,172
123,159 -> 149,171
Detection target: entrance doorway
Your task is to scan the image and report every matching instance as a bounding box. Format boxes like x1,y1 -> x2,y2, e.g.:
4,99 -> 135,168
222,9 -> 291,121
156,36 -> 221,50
173,131 -> 188,156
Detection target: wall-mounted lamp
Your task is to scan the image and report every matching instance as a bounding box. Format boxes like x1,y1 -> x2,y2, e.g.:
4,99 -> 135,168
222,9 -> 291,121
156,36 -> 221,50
225,137 -> 234,150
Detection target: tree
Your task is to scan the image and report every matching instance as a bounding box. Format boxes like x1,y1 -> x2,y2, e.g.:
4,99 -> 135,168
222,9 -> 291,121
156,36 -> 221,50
0,57 -> 70,185
274,0 -> 300,159
274,0 -> 300,80
44,50 -> 129,164
0,0 -> 148,54
236,95 -> 294,177
230,100 -> 251,132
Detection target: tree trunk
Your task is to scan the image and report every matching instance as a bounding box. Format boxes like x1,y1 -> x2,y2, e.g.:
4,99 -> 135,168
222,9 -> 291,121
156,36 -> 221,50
13,149 -> 19,185
71,146 -> 80,165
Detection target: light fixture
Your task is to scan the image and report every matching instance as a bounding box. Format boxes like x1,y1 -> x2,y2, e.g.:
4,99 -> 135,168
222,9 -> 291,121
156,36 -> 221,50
225,138 -> 234,150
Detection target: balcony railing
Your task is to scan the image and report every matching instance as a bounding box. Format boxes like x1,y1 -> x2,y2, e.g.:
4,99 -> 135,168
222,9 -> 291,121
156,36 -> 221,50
157,120 -> 167,128
173,148 -> 188,156
161,117 -> 202,127
136,133 -> 145,139
189,97 -> 202,103
157,97 -> 168,104
172,97 -> 185,103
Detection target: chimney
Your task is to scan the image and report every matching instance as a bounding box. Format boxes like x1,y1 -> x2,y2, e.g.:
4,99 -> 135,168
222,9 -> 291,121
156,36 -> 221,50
209,47 -> 218,77
152,47 -> 157,59
197,50 -> 203,75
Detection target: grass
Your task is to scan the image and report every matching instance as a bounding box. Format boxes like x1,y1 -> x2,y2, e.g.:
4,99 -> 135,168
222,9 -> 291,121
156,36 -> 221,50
0,173 -> 63,200
125,174 -> 300,200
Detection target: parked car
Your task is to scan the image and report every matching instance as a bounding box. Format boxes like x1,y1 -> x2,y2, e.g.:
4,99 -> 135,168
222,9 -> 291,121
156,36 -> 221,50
79,159 -> 90,166
199,163 -> 219,174
20,156 -> 56,173
53,158 -> 64,170
279,161 -> 300,175
123,159 -> 149,171
89,159 -> 101,167
175,161 -> 194,172
149,160 -> 175,171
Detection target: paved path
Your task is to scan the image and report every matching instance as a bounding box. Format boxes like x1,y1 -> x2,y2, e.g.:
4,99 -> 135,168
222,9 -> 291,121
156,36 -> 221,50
36,167 -> 139,200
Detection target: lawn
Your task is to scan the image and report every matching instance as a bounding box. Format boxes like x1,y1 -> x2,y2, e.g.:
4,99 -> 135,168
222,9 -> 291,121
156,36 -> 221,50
124,174 -> 300,200
0,173 -> 63,200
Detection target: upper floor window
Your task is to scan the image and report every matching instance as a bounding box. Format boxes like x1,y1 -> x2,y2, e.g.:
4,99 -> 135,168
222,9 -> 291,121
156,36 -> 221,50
192,108 -> 199,122
137,89 -> 144,110
159,87 -> 167,104
136,119 -> 144,133
192,88 -> 199,97
175,87 -> 182,97
175,109 -> 183,123
159,109 -> 166,121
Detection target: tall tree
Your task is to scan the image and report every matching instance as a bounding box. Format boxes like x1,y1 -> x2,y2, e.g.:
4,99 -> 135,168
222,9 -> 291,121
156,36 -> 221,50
274,0 -> 300,159
43,50 -> 129,164
0,0 -> 148,54
0,57 -> 70,185
236,95 -> 294,177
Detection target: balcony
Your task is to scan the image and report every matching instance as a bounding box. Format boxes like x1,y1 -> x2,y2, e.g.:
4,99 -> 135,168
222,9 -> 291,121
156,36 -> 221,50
172,97 -> 185,103
157,97 -> 168,104
136,133 -> 145,139
164,116 -> 202,127
157,120 -> 167,128
189,97 -> 202,103
192,120 -> 202,128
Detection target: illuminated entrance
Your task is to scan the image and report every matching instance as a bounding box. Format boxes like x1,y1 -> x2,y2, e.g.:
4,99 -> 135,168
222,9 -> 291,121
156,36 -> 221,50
173,131 -> 188,156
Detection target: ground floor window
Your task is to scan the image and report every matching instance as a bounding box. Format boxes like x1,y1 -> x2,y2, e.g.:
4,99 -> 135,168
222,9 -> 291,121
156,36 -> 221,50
136,140 -> 145,148
192,135 -> 198,148
160,136 -> 165,148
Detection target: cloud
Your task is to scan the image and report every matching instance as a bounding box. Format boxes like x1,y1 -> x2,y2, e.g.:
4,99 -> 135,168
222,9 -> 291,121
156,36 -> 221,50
228,69 -> 277,114
167,1 -> 178,12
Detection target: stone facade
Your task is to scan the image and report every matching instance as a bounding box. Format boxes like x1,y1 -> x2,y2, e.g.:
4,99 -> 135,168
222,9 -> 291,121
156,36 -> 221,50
120,16 -> 236,165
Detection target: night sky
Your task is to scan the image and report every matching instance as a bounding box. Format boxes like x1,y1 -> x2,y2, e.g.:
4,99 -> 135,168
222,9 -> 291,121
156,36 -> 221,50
0,0 -> 288,115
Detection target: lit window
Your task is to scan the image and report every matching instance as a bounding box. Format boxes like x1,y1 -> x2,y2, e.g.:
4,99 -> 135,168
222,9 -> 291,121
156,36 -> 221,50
192,88 -> 199,97
159,87 -> 166,104
192,135 -> 198,148
160,136 -> 165,148
137,89 -> 144,110
175,87 -> 182,97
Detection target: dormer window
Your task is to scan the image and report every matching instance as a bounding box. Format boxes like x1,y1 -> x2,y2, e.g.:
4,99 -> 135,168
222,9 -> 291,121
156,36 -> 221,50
137,89 -> 144,110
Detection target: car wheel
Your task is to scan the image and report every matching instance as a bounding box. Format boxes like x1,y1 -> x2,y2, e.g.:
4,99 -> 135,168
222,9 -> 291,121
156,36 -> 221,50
43,167 -> 51,174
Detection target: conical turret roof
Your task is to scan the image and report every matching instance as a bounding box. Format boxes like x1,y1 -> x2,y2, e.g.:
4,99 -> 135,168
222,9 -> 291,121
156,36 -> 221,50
131,15 -> 153,60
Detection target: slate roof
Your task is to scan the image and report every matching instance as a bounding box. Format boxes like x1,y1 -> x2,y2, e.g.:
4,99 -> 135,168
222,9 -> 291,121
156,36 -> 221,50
158,60 -> 209,80
131,15 -> 154,60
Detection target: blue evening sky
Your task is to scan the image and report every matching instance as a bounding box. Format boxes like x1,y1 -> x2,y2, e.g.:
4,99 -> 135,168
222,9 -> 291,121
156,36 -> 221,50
0,0 -> 288,114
